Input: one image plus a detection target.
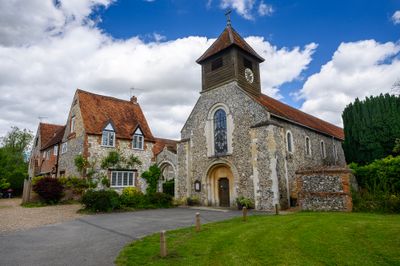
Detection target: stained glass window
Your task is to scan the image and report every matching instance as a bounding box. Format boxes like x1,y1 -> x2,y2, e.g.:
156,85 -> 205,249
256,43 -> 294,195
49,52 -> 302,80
214,109 -> 227,155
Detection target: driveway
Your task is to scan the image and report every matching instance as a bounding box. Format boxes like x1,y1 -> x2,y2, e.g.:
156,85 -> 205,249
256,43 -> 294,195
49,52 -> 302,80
0,208 -> 242,266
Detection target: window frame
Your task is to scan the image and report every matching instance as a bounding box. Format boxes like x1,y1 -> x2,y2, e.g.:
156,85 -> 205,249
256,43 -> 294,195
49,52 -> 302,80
70,116 -> 76,133
54,145 -> 58,156
110,170 -> 136,188
132,128 -> 144,150
305,136 -> 311,157
61,142 -> 68,154
213,108 -> 228,156
320,140 -> 326,159
101,123 -> 116,147
286,131 -> 294,153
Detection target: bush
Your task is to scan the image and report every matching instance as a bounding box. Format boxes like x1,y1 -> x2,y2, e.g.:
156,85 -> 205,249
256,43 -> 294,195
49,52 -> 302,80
59,176 -> 90,194
162,180 -> 174,197
81,189 -> 120,212
142,165 -> 161,194
120,187 -> 146,208
236,196 -> 255,209
146,192 -> 173,208
32,177 -> 64,203
352,189 -> 400,213
187,196 -> 200,206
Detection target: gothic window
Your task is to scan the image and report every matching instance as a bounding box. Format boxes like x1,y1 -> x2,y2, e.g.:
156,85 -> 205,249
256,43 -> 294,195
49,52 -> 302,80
214,109 -> 228,155
320,140 -> 326,158
102,123 -> 115,147
132,128 -> 144,150
286,131 -> 293,153
305,136 -> 311,156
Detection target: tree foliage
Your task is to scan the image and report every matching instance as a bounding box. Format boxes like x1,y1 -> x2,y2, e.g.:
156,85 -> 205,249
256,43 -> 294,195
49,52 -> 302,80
0,127 -> 33,194
342,94 -> 400,164
141,164 -> 161,194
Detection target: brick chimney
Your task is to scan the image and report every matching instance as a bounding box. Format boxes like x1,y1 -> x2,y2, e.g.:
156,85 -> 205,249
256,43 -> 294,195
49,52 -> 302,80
130,96 -> 137,103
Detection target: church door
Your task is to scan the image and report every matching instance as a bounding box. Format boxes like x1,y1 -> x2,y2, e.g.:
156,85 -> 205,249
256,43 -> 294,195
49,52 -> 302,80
218,178 -> 230,207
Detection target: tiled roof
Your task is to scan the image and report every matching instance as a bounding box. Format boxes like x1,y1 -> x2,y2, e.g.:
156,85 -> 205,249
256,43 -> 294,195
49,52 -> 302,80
77,89 -> 155,141
257,94 -> 345,140
41,126 -> 66,150
39,123 -> 64,149
153,138 -> 178,156
196,25 -> 265,63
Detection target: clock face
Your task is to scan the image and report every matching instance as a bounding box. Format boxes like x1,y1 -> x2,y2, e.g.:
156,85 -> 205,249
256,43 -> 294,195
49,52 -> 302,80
245,68 -> 254,84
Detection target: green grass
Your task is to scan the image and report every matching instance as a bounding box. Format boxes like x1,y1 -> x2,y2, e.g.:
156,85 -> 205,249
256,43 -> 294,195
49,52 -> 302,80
116,212 -> 400,266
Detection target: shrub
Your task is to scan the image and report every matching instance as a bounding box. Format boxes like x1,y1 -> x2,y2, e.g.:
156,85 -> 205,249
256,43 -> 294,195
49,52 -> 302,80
120,187 -> 146,208
81,189 -> 120,212
146,192 -> 173,208
142,165 -> 161,194
59,176 -> 90,194
186,196 -> 200,206
236,196 -> 255,209
162,180 -> 174,197
32,177 -> 64,203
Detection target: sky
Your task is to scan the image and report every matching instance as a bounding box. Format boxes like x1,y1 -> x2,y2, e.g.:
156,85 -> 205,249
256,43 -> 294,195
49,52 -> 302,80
0,0 -> 399,140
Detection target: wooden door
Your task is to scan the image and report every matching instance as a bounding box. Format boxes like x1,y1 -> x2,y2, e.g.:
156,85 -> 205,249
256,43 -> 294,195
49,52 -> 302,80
218,178 -> 230,207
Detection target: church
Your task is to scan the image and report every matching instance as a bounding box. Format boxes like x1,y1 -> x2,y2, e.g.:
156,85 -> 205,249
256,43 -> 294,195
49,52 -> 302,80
175,22 -> 346,211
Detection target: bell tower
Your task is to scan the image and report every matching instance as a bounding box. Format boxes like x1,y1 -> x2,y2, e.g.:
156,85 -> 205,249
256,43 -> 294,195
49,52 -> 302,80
196,20 -> 265,96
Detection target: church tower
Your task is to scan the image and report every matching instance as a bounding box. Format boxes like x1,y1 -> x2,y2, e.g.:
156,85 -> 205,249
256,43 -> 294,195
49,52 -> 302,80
196,22 -> 265,96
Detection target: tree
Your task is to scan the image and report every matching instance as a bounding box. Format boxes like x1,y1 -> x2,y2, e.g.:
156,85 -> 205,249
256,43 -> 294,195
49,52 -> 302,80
342,94 -> 400,164
0,176 -> 10,190
0,127 -> 33,194
141,165 -> 161,194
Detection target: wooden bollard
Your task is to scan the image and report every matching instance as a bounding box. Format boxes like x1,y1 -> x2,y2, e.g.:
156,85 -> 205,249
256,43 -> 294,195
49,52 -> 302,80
242,206 -> 248,221
275,204 -> 279,215
160,230 -> 167,257
195,212 -> 201,232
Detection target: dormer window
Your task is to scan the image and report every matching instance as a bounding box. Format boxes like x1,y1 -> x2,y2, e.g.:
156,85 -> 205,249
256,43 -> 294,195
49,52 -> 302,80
132,128 -> 144,150
102,123 -> 115,147
211,57 -> 223,71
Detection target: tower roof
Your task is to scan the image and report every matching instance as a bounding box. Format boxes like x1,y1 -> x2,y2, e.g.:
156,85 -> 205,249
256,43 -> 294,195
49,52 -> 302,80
196,25 -> 265,64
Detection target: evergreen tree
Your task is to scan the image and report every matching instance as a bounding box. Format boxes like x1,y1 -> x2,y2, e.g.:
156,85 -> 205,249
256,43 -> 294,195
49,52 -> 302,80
342,94 -> 400,164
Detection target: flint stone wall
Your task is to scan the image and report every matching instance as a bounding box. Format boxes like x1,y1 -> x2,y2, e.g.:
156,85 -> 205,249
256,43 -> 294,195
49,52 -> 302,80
296,168 -> 353,212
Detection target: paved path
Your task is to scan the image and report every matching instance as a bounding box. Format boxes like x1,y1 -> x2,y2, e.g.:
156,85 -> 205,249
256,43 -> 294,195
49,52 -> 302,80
0,208 -> 242,266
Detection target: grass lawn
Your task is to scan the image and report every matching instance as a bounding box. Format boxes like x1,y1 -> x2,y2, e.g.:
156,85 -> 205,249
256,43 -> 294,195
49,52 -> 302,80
116,212 -> 400,266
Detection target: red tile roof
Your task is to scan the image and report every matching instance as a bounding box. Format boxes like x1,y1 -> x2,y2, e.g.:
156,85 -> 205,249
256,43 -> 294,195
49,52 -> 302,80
196,26 -> 265,63
153,138 -> 178,156
39,123 -> 64,149
256,94 -> 345,140
41,126 -> 66,150
77,89 -> 154,141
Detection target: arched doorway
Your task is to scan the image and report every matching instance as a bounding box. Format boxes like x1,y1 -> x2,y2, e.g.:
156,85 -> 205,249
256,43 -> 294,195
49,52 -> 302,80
158,162 -> 176,196
207,164 -> 234,207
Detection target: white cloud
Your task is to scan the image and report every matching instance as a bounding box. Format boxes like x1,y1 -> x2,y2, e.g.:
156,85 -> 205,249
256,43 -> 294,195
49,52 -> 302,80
258,1 -> 274,17
0,0 -> 315,139
297,40 -> 400,126
220,0 -> 256,20
392,10 -> 400,25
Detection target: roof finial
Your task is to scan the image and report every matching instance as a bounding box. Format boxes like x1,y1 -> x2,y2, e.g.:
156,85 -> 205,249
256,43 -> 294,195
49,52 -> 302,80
225,9 -> 232,27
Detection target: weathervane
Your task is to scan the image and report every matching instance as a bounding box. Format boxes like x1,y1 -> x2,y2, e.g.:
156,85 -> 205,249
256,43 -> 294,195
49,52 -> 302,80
225,9 -> 232,27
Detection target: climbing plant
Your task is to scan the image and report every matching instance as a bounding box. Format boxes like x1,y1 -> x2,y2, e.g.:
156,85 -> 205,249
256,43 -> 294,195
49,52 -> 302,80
141,164 -> 161,194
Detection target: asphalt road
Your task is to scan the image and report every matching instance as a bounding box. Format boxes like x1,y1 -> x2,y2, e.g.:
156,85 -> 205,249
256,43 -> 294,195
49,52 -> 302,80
0,208 -> 242,266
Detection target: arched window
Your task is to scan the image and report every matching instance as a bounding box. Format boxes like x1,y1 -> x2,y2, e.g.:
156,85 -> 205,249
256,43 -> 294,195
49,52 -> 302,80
214,109 -> 227,155
305,136 -> 311,156
320,140 -> 326,158
132,128 -> 144,150
286,131 -> 293,153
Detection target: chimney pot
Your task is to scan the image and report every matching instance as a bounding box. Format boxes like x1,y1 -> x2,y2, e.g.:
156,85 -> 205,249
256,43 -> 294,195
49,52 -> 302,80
130,96 -> 137,103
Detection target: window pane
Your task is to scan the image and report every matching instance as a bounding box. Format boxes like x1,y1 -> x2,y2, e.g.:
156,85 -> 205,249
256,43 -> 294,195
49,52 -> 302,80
287,133 -> 292,152
123,172 -> 128,186
139,136 -> 143,149
102,132 -> 108,146
133,135 -> 138,148
117,172 -> 122,186
128,173 -> 133,186
109,132 -> 114,146
111,172 -> 117,186
214,109 -> 227,155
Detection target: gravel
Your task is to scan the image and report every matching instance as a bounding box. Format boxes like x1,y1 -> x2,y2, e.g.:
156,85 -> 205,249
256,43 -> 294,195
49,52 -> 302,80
0,198 -> 84,233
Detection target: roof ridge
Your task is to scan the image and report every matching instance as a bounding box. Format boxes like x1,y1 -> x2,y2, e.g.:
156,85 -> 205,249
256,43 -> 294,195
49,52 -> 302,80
77,89 -> 135,105
39,122 -> 64,127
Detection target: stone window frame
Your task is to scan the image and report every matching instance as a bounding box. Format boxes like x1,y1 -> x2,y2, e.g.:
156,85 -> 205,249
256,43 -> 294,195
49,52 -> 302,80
110,170 -> 136,188
61,142 -> 68,154
305,136 -> 312,157
132,127 -> 144,150
53,145 -> 58,156
70,116 -> 76,133
320,140 -> 326,158
286,130 -> 294,153
205,103 -> 233,157
101,123 -> 116,148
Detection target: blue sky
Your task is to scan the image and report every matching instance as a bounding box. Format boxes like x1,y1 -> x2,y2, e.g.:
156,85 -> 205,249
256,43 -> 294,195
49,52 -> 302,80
97,0 -> 400,107
0,0 -> 399,139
